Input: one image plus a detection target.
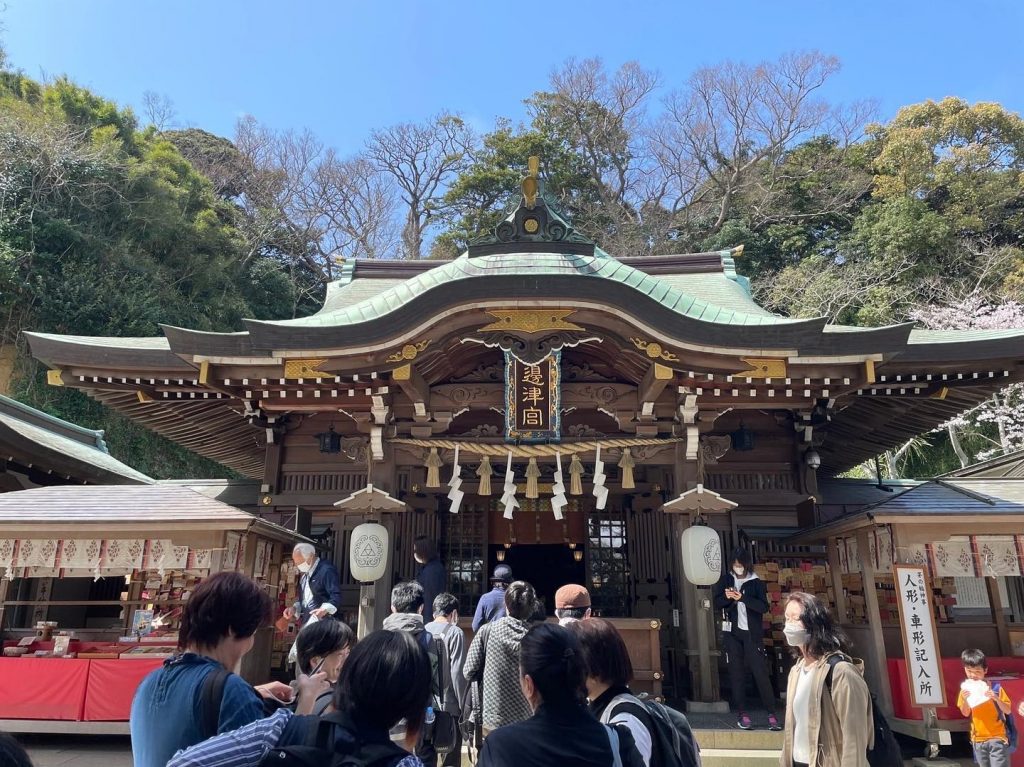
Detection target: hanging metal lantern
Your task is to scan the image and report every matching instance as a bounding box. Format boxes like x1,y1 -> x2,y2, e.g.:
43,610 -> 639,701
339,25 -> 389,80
316,425 -> 342,454
681,524 -> 722,586
730,423 -> 755,452
349,522 -> 389,583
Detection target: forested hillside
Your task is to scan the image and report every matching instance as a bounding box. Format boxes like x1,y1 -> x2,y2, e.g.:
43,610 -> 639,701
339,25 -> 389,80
1,42 -> 1021,478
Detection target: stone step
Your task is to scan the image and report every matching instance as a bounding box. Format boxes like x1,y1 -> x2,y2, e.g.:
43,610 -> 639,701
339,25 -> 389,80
693,728 -> 784,751
699,748 -> 782,767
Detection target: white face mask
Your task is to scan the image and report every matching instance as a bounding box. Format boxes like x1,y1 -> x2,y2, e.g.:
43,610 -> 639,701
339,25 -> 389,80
784,622 -> 809,647
732,566 -> 746,577
297,561 -> 312,574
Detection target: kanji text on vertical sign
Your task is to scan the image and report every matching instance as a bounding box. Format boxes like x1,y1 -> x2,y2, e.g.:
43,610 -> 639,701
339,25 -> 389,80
893,564 -> 946,706
505,350 -> 561,442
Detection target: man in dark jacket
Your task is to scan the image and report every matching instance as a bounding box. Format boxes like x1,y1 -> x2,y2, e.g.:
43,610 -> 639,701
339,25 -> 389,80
712,547 -> 780,731
472,564 -> 512,631
284,543 -> 343,627
414,536 -> 447,620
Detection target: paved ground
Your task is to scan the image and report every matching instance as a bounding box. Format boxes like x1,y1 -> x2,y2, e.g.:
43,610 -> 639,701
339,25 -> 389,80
12,730 -> 977,767
16,735 -> 132,767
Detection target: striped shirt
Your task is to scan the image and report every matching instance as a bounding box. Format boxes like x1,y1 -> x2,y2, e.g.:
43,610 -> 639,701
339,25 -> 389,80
168,708 -> 423,767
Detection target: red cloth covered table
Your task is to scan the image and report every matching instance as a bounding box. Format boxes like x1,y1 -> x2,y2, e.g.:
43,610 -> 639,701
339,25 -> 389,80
84,658 -> 163,721
888,657 -> 1024,721
0,657 -> 91,720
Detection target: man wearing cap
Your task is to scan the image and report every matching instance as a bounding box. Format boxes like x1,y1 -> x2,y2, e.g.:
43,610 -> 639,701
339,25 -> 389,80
554,584 -> 592,626
472,564 -> 512,631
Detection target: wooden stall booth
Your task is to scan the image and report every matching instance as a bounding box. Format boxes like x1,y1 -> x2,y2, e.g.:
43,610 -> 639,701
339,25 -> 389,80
0,483 -> 309,734
793,477 -> 1024,755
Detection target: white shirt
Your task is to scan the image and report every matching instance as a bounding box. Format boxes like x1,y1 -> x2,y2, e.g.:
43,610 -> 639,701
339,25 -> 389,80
793,661 -> 816,764
732,572 -> 757,631
300,559 -> 320,611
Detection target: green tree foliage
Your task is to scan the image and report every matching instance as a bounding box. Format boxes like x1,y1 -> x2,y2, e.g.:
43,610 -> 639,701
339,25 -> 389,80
0,67 -> 299,478
762,98 -> 1024,325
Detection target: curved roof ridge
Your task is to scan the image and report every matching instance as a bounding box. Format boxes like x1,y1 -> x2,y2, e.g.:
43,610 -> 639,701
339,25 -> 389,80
252,249 -> 805,331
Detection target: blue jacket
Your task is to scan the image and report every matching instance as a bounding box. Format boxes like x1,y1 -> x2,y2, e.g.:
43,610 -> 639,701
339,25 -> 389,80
296,558 -> 344,623
416,558 -> 447,619
130,653 -> 264,767
472,586 -> 508,631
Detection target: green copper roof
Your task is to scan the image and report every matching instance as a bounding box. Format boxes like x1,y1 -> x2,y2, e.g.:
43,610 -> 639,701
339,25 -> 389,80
0,395 -> 152,484
270,250 -> 802,329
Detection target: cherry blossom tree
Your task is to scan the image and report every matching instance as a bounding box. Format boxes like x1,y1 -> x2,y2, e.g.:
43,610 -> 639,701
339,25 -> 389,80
911,297 -> 1024,465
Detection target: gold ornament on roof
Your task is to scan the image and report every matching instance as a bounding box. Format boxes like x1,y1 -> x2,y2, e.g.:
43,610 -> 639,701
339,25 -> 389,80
478,309 -> 584,334
386,340 -> 431,363
522,155 -> 540,209
283,358 -> 330,379
734,357 -> 786,379
630,337 -> 680,362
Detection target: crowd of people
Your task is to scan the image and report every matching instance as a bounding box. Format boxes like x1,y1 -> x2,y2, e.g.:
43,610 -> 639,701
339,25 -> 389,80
6,539 -> 1020,767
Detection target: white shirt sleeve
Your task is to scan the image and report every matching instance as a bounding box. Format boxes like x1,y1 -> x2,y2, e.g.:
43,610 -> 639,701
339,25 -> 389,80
608,712 -> 652,767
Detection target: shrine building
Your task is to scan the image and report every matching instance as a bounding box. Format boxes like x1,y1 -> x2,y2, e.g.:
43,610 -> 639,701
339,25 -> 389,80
24,163 -> 1024,704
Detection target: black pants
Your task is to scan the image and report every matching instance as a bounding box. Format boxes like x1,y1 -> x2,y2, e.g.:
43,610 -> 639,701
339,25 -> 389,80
440,727 -> 462,767
723,628 -> 775,713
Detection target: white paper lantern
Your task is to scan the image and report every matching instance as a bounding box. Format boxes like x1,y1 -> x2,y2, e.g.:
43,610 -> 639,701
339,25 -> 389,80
681,525 -> 722,586
349,522 -> 389,583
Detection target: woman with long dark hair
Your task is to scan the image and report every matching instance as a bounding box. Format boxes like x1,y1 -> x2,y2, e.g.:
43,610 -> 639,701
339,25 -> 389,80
169,629 -> 431,767
712,546 -> 780,731
478,623 -> 644,767
779,592 -> 873,767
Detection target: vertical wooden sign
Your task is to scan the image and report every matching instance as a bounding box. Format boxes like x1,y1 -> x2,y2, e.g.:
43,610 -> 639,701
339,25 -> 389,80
893,564 -> 946,707
505,351 -> 561,442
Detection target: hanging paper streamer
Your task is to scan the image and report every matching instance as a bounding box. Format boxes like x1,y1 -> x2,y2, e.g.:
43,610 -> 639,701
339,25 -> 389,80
569,453 -> 584,496
477,456 -> 493,496
592,445 -> 609,510
501,451 -> 520,520
0,538 -> 16,579
425,447 -> 443,488
525,457 -> 541,499
550,451 -> 568,520
447,445 -> 465,514
618,448 -> 635,489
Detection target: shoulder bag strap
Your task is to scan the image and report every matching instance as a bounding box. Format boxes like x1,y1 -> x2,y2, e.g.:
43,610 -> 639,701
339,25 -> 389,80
199,667 -> 231,739
604,724 -> 623,767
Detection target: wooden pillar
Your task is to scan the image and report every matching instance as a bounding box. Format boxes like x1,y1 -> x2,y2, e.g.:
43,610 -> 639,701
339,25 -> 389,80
358,443 -> 400,637
856,527 -> 894,716
987,577 -> 1011,657
0,577 -> 8,633
262,441 -> 283,496
826,535 -> 848,624
672,443 -> 718,703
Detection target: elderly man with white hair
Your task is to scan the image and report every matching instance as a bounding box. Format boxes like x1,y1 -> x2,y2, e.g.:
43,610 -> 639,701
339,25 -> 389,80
283,543 -> 343,628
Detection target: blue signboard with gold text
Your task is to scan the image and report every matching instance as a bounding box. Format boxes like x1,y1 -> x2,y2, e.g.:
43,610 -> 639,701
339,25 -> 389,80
504,350 -> 561,442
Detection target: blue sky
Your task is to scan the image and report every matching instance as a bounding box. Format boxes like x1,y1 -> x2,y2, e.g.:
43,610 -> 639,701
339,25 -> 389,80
4,1 -> 1023,154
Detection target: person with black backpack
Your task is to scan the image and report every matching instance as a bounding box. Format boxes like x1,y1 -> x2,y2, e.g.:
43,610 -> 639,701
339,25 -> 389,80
572,617 -> 700,767
383,582 -> 459,767
425,593 -> 467,767
168,629 -> 430,767
779,591 -> 901,767
478,623 -> 645,767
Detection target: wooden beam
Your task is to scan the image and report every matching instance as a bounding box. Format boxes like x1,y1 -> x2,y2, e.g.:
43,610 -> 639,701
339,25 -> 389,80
638,362 -> 673,405
856,528 -> 894,717
392,363 -> 429,414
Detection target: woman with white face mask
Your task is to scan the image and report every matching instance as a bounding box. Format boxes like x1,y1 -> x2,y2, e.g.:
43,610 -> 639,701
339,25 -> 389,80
779,592 -> 873,767
712,547 -> 780,731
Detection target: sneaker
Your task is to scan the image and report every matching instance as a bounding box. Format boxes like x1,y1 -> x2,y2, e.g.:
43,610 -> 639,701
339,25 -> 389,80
737,713 -> 753,730
767,714 -> 782,731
